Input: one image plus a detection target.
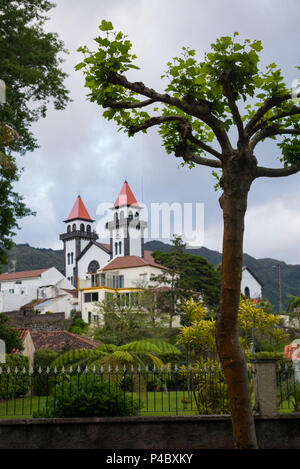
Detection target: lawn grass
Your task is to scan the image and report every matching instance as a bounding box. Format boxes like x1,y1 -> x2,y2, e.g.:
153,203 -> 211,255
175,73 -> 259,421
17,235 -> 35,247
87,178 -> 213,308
0,389 -> 228,419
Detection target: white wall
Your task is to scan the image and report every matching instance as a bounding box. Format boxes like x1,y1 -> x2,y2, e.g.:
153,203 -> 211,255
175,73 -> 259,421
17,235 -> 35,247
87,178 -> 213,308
241,269 -> 262,299
77,244 -> 110,280
0,287 -> 37,312
37,294 -> 78,319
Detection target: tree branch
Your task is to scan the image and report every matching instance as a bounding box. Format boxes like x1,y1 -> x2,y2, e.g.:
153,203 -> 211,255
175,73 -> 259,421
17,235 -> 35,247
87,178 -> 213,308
108,72 -> 233,154
245,93 -> 291,135
174,142 -> 222,168
250,126 -> 300,151
249,106 -> 300,136
218,71 -> 245,144
103,97 -> 157,109
128,115 -> 186,135
256,164 -> 300,178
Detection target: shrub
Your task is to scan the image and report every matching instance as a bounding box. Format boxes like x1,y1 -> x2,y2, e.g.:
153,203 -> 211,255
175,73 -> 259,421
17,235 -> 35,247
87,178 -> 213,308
33,374 -> 143,418
0,354 -> 30,399
33,349 -> 61,396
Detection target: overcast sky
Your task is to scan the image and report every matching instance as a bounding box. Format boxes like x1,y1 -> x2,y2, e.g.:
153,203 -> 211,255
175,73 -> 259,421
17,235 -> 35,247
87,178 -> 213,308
12,0 -> 300,265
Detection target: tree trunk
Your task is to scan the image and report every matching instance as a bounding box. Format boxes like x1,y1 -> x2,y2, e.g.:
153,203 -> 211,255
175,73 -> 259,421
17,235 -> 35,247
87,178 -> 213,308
216,155 -> 258,449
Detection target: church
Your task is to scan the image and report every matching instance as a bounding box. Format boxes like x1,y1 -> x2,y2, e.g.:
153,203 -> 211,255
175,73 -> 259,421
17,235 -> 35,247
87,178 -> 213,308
59,180 -> 263,324
60,181 -> 170,323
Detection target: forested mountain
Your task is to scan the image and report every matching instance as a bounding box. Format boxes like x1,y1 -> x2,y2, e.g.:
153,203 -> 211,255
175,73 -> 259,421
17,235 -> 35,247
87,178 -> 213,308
2,241 -> 300,312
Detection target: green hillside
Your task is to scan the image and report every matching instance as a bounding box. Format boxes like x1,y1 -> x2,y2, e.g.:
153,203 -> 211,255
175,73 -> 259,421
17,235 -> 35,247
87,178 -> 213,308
2,241 -> 300,312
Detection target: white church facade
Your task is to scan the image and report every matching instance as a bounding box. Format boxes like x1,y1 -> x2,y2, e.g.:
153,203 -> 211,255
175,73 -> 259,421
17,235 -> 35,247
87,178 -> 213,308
60,181 -> 170,323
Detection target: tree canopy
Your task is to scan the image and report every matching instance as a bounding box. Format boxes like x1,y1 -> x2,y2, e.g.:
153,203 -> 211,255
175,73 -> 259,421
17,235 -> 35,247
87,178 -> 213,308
0,0 -> 70,265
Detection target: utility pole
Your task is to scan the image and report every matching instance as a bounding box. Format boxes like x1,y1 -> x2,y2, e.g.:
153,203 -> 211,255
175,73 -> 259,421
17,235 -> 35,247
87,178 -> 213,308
278,263 -> 282,313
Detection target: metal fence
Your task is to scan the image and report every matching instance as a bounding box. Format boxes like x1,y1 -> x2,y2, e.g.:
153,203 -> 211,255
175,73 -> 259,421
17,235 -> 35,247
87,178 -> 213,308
0,363 -> 233,418
277,360 -> 300,412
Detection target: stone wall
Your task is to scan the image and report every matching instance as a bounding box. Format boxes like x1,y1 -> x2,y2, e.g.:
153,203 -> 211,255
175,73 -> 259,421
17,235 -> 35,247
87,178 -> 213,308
0,414 -> 300,449
6,311 -> 65,332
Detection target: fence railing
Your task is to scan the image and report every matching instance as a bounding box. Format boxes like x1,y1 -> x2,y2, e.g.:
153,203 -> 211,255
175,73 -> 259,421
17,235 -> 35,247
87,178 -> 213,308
277,360 -> 300,412
0,363 -> 236,418
4,359 -> 300,418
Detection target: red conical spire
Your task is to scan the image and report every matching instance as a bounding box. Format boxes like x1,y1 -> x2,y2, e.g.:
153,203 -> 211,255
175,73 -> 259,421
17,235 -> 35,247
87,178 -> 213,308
114,181 -> 139,208
66,195 -> 93,222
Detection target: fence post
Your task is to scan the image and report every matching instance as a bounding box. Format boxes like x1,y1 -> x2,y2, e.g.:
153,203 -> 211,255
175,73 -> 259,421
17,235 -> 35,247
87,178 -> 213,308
251,359 -> 278,417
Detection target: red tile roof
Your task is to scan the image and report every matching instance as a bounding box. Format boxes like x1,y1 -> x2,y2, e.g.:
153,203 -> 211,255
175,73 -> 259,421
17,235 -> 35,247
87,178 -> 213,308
0,269 -> 48,281
101,251 -> 169,272
31,331 -> 100,351
66,195 -> 93,222
16,328 -> 30,342
12,328 -> 31,354
61,289 -> 78,298
114,181 -> 139,208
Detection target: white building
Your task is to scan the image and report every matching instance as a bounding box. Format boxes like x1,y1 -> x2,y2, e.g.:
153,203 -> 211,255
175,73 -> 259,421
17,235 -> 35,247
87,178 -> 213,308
0,267 -> 76,315
241,266 -> 263,299
59,181 -> 170,323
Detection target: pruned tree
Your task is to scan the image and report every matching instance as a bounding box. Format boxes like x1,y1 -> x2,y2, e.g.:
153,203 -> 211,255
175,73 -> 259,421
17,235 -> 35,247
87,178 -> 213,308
76,21 -> 300,449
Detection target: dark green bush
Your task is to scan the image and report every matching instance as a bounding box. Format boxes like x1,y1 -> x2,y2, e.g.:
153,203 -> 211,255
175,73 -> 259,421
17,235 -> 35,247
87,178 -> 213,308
33,349 -> 61,396
0,354 -> 30,399
33,374 -> 143,418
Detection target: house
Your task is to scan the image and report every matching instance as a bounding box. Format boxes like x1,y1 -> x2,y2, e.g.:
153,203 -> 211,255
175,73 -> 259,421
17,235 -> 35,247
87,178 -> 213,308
31,331 -> 100,352
0,267 -> 77,317
14,328 -> 35,367
241,266 -> 263,299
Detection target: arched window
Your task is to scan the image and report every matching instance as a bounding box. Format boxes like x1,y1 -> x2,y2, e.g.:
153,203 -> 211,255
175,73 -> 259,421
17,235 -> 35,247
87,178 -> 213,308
244,286 -> 250,298
80,223 -> 84,232
136,222 -> 140,230
128,211 -> 133,220
88,260 -> 100,274
67,225 -> 71,233
86,225 -> 91,233
72,223 -> 76,232
67,253 -> 70,265
119,242 -> 122,255
71,252 -> 74,264
115,242 -> 118,255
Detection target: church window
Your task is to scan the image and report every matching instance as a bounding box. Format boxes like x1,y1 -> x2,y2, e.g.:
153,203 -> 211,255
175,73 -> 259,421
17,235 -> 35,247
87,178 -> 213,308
80,223 -> 84,232
128,211 -> 133,220
67,253 -> 70,265
115,242 -> 118,255
87,225 -> 91,233
72,223 -> 76,232
71,252 -> 74,264
136,223 -> 140,230
244,286 -> 250,298
119,242 -> 122,255
67,225 -> 71,233
88,260 -> 100,274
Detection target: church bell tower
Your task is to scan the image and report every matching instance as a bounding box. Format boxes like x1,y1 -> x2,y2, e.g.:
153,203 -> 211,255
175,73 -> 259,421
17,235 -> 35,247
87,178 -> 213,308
60,195 -> 98,287
107,181 -> 147,259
